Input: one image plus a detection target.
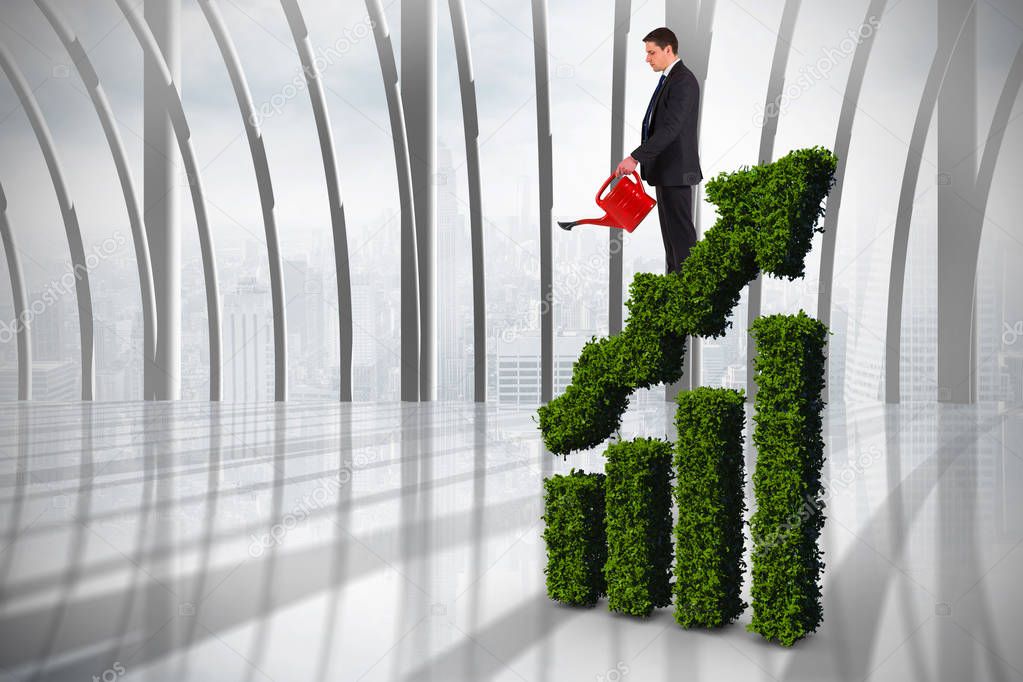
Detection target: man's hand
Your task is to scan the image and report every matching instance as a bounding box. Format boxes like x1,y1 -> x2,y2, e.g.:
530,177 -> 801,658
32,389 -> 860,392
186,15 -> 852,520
615,156 -> 638,178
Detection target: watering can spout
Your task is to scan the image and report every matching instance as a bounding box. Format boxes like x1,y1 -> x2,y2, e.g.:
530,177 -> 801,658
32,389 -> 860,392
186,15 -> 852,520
558,171 -> 655,233
558,215 -> 617,231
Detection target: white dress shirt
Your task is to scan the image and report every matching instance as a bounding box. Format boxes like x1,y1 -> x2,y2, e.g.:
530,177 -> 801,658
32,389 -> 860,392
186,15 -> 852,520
661,56 -> 681,78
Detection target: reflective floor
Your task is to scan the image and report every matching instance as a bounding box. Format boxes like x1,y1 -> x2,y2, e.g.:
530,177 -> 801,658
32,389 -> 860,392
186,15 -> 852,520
0,400 -> 1020,681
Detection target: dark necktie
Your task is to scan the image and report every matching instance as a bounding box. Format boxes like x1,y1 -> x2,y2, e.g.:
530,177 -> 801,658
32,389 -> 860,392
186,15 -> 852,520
642,73 -> 667,142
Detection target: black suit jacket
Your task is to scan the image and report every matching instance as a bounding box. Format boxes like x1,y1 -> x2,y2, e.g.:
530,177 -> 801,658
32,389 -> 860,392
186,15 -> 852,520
630,59 -> 703,186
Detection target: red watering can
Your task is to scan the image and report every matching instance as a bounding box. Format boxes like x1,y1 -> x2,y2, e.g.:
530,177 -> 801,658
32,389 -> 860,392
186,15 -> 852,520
557,171 -> 656,232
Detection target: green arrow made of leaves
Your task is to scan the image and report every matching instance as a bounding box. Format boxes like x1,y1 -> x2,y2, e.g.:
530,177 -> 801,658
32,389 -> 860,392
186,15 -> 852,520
537,146 -> 838,455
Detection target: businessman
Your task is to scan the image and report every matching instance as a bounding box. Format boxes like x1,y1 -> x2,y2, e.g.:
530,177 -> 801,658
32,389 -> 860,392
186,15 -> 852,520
615,27 -> 703,275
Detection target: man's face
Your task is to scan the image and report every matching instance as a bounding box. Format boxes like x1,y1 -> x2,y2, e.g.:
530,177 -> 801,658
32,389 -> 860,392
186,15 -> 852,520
644,42 -> 675,72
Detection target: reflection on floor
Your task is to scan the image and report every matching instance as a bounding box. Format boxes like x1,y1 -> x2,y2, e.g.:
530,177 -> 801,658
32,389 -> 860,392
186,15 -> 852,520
0,400 -> 1020,681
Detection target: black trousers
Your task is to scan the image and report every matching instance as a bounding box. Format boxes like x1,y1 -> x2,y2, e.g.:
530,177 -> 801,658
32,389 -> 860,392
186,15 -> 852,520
654,185 -> 696,274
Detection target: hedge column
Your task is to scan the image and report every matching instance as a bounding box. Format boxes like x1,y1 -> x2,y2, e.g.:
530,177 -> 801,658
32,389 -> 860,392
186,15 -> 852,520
542,470 -> 607,606
748,311 -> 829,646
673,387 -> 747,628
604,437 -> 674,617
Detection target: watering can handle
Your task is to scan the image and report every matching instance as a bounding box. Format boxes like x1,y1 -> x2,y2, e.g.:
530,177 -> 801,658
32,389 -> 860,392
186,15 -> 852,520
596,171 -> 644,203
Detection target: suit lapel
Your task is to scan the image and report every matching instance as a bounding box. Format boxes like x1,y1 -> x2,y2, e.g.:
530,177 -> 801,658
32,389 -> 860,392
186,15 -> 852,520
648,59 -> 685,129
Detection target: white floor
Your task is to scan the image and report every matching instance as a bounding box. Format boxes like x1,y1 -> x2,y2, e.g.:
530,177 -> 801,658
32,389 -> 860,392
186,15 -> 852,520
0,399 -> 1020,681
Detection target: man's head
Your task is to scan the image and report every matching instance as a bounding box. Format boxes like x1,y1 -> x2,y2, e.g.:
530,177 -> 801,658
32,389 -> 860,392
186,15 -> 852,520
643,27 -> 678,72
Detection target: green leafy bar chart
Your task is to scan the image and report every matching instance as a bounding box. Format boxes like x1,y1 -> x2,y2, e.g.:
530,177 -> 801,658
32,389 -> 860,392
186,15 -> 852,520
539,147 -> 837,646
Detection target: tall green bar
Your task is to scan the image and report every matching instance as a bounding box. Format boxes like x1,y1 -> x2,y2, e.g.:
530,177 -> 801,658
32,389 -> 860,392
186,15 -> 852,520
748,311 -> 829,646
604,437 -> 674,617
673,387 -> 747,628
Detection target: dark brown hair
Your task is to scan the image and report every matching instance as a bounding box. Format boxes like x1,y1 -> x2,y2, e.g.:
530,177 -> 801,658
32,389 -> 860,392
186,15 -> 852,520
642,27 -> 678,55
